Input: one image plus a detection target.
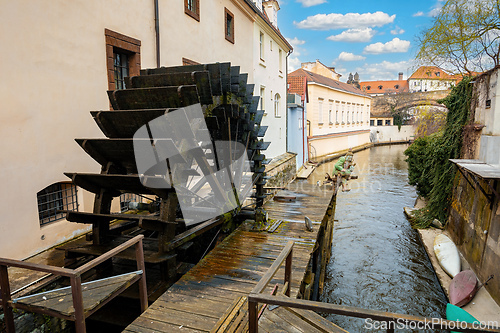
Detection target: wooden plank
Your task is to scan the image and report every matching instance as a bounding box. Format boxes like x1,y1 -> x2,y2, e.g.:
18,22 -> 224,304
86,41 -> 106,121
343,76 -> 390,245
259,309 -> 303,333
91,109 -> 173,138
128,316 -> 200,332
130,71 -> 213,105
111,85 -> 199,110
65,173 -> 173,199
143,307 -> 217,332
270,307 -> 324,333
155,293 -> 230,318
284,307 -> 349,333
164,217 -> 223,251
210,296 -> 246,333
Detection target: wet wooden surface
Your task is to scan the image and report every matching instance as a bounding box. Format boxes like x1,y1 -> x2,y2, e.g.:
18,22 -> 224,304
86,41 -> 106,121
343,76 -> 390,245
125,180 -> 336,332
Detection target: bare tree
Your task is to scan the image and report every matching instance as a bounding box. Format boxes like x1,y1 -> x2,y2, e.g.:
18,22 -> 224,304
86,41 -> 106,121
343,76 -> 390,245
417,0 -> 500,75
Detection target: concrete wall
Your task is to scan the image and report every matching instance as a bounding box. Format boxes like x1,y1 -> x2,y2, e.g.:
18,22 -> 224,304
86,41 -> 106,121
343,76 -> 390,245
447,66 -> 500,305
264,152 -> 297,189
370,125 -> 415,143
0,0 -> 287,259
308,131 -> 370,161
287,103 -> 307,170
448,176 -> 500,305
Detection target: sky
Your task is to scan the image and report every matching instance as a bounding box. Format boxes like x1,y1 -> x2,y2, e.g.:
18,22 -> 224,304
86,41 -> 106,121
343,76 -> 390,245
278,0 -> 445,82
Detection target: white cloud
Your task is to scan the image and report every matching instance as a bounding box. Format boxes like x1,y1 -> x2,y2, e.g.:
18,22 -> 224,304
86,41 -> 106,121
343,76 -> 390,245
363,38 -> 410,54
327,28 -> 376,42
390,26 -> 405,35
413,11 -> 425,17
296,0 -> 327,7
286,37 -> 307,72
288,56 -> 302,72
356,60 -> 414,81
287,37 -> 306,47
337,52 -> 366,62
294,11 -> 395,30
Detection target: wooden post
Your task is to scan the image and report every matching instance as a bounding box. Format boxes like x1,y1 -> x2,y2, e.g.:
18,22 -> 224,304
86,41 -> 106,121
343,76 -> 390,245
135,239 -> 149,312
248,298 -> 258,333
284,248 -> 293,297
0,265 -> 15,332
70,275 -> 86,333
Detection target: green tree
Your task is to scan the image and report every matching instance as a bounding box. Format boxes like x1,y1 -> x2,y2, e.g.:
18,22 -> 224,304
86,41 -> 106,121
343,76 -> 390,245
414,101 -> 447,138
417,0 -> 500,75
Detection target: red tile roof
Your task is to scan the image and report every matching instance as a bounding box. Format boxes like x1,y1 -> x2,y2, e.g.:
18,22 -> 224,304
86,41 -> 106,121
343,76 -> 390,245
359,80 -> 409,94
409,66 -> 457,80
288,75 -> 308,103
288,68 -> 370,98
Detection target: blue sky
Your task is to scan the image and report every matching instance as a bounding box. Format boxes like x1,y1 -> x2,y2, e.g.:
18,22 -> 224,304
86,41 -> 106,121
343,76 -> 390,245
279,0 -> 445,81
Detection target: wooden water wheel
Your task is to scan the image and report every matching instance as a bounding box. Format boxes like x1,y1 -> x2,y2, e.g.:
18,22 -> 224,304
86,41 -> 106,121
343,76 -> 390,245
59,62 -> 269,285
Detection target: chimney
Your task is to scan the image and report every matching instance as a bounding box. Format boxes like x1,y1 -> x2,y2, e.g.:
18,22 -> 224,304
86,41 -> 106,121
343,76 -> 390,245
398,72 -> 403,80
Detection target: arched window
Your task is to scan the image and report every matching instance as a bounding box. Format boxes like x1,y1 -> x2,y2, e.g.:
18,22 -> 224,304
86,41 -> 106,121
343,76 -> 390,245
274,93 -> 280,117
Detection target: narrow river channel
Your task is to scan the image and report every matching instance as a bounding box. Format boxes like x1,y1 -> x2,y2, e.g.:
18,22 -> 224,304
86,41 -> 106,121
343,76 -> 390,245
309,145 -> 447,332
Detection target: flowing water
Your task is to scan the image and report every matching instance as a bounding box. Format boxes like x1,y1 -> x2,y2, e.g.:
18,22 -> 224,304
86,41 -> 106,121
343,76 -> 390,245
309,145 -> 447,332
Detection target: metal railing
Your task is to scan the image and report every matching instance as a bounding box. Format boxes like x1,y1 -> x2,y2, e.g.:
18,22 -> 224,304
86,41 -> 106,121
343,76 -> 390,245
0,235 -> 148,333
248,241 -> 500,333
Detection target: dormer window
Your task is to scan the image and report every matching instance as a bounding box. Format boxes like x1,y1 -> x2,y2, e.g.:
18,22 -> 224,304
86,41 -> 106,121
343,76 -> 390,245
436,72 -> 440,77
378,85 -> 383,90
366,86 -> 371,90
395,85 -> 399,89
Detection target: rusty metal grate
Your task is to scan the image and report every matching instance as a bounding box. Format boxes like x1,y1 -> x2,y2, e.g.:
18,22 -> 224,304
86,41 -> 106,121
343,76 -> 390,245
37,183 -> 78,226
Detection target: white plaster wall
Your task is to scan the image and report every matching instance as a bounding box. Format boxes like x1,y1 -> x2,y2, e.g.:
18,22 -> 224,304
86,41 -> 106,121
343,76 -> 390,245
306,83 -> 371,137
370,125 -> 415,143
474,67 -> 500,166
0,0 -> 259,259
252,19 -> 289,159
159,0 -> 255,80
309,132 -> 370,160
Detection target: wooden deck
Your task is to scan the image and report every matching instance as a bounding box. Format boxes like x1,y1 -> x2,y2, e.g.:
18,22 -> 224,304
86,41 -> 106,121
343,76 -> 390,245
124,180 -> 339,332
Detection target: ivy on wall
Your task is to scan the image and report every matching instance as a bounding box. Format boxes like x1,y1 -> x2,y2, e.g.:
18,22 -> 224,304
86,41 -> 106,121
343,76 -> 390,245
404,76 -> 473,228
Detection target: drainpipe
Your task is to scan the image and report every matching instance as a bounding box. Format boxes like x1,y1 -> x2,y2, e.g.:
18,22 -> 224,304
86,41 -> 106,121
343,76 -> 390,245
302,99 -> 305,166
154,0 -> 160,68
306,119 -> 311,162
285,49 -> 292,156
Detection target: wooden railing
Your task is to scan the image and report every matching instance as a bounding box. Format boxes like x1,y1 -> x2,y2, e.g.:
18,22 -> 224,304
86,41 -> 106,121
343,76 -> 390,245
0,235 -> 148,333
248,241 -> 500,333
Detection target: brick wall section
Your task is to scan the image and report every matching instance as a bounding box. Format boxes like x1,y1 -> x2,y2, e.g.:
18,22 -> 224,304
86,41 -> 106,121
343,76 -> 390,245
104,29 -> 141,91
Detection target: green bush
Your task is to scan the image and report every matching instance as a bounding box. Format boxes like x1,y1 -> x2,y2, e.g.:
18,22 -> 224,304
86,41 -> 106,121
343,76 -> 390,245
404,77 -> 473,228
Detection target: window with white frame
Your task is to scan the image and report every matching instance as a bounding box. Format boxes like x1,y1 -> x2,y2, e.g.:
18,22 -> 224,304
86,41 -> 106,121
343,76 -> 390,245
342,104 -> 345,123
260,86 -> 265,110
335,103 -> 339,124
347,105 -> 350,124
259,32 -> 265,60
274,93 -> 280,117
328,101 -> 333,124
318,98 -> 324,124
279,49 -> 283,72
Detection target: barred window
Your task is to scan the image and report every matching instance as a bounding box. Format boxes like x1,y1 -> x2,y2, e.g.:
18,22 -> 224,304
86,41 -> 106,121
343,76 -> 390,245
120,193 -> 144,212
37,182 -> 78,226
113,52 -> 129,90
